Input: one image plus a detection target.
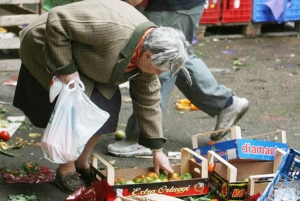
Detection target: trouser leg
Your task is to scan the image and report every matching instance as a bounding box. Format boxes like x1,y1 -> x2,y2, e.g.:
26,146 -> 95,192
176,54 -> 232,117
125,71 -> 177,139
143,4 -> 204,43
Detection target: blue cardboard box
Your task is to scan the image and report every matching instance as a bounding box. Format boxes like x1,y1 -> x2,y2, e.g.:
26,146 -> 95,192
193,138 -> 288,161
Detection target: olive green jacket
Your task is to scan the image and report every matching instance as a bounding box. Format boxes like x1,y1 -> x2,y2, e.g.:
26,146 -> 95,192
19,0 -> 166,149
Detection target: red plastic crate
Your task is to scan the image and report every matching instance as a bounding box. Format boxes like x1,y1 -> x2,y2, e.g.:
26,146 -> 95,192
199,0 -> 221,25
222,0 -> 252,24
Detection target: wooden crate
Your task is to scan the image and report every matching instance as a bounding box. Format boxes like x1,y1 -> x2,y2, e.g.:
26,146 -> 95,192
0,0 -> 41,71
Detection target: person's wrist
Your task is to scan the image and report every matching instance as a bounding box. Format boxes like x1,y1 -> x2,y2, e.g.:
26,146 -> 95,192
151,148 -> 163,152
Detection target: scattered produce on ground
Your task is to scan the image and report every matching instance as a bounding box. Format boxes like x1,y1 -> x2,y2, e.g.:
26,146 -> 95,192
114,130 -> 126,140
176,99 -> 199,111
0,130 -> 10,141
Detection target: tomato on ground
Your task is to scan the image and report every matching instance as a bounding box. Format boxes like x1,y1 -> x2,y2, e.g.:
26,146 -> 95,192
0,131 -> 10,141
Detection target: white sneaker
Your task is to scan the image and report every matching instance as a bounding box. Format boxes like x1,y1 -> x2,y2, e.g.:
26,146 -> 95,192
210,96 -> 249,141
107,140 -> 152,157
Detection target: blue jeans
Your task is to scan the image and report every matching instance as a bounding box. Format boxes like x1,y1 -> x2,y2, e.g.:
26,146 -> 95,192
125,4 -> 232,140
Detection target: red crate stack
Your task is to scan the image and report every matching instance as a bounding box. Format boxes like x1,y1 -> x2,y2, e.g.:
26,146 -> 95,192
222,0 -> 252,23
200,0 -> 222,24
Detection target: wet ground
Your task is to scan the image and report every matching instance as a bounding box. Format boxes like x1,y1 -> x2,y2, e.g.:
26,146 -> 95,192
0,25 -> 300,200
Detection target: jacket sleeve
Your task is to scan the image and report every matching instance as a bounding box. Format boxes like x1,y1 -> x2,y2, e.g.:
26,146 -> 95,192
44,8 -> 77,75
129,73 -> 167,150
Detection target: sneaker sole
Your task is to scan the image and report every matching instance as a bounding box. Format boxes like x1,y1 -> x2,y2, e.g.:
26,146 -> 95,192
210,103 -> 249,141
107,148 -> 152,157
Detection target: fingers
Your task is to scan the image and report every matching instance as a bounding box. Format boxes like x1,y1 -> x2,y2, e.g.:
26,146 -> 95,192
153,150 -> 174,175
59,72 -> 80,84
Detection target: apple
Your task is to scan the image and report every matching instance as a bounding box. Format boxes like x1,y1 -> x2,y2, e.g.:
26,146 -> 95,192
125,180 -> 135,184
114,130 -> 126,140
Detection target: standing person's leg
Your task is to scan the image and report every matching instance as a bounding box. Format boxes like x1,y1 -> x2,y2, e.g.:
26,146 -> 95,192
107,71 -> 177,156
176,55 -> 249,140
148,5 -> 249,140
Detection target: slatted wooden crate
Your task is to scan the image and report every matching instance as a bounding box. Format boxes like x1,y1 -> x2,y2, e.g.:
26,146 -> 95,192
0,0 -> 41,71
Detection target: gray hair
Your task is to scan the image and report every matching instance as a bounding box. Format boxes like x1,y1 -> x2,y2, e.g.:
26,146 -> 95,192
142,27 -> 192,85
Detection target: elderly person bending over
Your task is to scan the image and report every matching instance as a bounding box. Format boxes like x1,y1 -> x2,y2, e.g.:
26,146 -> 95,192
13,0 -> 192,194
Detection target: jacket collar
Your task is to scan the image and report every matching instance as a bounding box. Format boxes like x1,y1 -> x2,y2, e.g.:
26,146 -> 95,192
109,21 -> 157,85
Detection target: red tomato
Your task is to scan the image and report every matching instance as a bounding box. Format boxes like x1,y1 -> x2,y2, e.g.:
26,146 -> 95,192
208,162 -> 216,173
0,131 -> 10,141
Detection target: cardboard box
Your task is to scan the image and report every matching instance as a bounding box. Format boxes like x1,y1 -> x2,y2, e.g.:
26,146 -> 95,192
206,149 -> 285,201
91,148 -> 209,201
192,126 -> 289,161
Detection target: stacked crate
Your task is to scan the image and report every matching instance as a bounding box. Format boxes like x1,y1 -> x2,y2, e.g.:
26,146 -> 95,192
222,0 -> 252,24
198,0 -> 299,38
0,0 -> 41,71
252,0 -> 300,23
200,0 -> 252,25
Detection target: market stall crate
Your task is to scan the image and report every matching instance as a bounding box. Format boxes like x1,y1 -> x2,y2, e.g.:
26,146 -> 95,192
192,126 -> 288,162
222,0 -> 252,24
283,0 -> 300,22
258,148 -> 300,201
252,0 -> 300,23
0,0 -> 41,71
91,148 -> 209,201
207,149 -> 286,201
200,0 -> 221,25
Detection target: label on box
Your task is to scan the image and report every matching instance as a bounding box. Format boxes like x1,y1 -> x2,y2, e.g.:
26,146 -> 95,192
109,179 -> 209,201
194,139 -> 288,161
209,172 -> 247,201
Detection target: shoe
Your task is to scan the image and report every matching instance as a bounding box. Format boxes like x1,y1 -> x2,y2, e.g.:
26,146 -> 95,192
55,170 -> 86,194
210,96 -> 249,141
107,140 -> 152,157
76,167 -> 92,187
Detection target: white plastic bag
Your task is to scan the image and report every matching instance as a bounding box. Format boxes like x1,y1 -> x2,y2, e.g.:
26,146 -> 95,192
49,75 -> 63,103
41,77 -> 110,164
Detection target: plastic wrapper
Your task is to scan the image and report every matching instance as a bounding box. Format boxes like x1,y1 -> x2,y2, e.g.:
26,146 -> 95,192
64,180 -> 116,201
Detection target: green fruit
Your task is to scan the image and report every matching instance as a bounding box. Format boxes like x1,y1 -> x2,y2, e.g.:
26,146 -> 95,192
159,172 -> 168,180
114,130 -> 126,140
139,178 -> 147,183
179,173 -> 193,180
145,176 -> 154,183
134,177 -> 142,183
125,180 -> 135,184
243,177 -> 249,182
153,178 -> 163,183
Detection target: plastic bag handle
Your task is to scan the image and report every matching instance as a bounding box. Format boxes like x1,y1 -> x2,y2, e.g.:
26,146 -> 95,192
75,77 -> 85,91
65,79 -> 77,92
64,77 -> 85,92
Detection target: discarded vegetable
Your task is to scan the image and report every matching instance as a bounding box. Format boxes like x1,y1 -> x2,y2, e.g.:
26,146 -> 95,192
114,130 -> 126,140
0,148 -> 14,157
0,130 -> 10,141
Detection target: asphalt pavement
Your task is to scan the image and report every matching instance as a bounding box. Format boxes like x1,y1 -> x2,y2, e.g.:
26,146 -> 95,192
1,29 -> 300,201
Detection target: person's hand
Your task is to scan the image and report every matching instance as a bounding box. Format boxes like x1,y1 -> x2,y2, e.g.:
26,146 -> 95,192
59,72 -> 79,85
152,150 -> 174,175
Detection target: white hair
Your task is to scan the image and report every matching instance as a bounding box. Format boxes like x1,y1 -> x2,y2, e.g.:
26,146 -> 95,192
142,27 -> 192,85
